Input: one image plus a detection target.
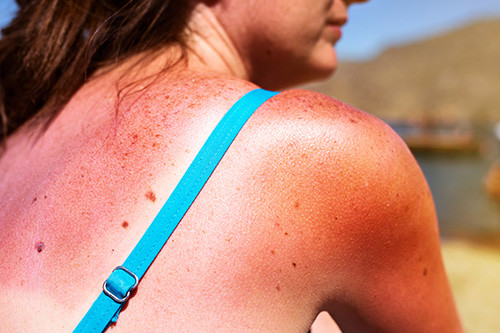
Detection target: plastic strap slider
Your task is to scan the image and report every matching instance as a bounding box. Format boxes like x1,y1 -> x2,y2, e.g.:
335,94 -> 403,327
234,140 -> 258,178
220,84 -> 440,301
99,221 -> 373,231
102,266 -> 139,303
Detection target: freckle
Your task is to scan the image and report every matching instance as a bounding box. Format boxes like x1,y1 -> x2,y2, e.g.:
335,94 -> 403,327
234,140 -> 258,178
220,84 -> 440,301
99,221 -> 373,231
275,222 -> 281,228
293,201 -> 300,209
185,149 -> 190,153
276,284 -> 281,291
44,195 -> 47,199
292,262 -> 297,268
152,142 -> 157,147
122,221 -> 129,228
187,267 -> 191,272
112,249 -> 115,252
423,268 -> 428,276
36,242 -> 45,253
270,250 -> 276,255
20,280 -> 24,286
284,232 -> 289,236
145,191 -> 156,202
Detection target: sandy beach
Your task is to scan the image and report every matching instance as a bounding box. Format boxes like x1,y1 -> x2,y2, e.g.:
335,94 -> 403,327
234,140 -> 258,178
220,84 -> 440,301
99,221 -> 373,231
442,239 -> 500,333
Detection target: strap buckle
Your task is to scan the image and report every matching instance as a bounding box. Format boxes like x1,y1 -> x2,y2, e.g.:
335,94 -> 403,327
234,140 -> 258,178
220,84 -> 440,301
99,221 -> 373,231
102,266 -> 139,303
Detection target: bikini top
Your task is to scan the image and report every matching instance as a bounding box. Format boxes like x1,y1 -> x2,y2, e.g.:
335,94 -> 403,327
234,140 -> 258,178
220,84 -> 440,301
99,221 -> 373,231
74,89 -> 280,332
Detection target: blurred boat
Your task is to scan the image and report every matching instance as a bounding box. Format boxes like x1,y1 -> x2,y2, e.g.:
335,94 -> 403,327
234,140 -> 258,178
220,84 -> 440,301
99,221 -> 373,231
389,120 -> 478,153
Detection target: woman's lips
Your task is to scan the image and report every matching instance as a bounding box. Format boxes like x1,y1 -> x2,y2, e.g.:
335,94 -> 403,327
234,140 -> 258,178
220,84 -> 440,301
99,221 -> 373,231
325,24 -> 343,43
325,17 -> 347,44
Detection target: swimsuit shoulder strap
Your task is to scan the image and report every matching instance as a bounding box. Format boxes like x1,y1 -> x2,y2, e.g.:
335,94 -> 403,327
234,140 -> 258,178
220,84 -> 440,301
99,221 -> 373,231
74,88 -> 280,332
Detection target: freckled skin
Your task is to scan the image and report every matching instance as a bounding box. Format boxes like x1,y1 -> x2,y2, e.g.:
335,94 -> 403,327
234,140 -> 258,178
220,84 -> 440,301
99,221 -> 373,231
0,73 -> 461,331
0,1 -> 461,330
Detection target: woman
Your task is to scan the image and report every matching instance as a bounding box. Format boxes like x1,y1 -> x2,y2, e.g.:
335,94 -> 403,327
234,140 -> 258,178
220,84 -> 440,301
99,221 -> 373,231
0,0 -> 462,331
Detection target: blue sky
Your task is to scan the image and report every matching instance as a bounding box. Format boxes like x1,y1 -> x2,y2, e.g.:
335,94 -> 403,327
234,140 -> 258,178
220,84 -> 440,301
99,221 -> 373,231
340,0 -> 500,60
2,0 -> 500,60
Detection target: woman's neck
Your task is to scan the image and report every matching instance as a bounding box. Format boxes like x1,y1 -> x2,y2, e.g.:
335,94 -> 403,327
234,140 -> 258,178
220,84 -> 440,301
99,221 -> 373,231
184,3 -> 249,80
90,3 -> 249,89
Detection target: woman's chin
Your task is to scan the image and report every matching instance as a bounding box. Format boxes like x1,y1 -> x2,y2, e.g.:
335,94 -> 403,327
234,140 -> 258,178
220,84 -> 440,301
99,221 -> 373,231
311,62 -> 338,81
294,62 -> 339,87
297,49 -> 339,85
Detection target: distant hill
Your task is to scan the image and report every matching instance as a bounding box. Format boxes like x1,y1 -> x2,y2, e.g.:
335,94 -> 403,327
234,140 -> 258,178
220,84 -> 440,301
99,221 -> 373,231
304,20 -> 500,123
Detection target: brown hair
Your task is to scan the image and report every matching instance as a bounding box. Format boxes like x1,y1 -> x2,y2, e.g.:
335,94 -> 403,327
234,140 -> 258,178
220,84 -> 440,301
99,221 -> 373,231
0,0 -> 191,140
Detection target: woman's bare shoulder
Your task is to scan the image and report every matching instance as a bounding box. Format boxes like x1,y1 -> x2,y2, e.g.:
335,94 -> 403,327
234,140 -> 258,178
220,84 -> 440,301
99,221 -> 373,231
234,87 -> 433,249
239,88 -> 425,218
227,88 -> 461,331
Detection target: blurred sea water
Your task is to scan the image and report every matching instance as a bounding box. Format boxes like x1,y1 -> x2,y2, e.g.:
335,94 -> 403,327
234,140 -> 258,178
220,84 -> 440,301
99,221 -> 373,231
416,151 -> 500,238
391,121 -> 500,242
397,122 -> 500,332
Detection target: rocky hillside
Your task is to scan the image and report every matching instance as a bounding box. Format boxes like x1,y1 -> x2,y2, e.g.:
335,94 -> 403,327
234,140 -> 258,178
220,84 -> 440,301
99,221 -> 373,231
305,20 -> 500,123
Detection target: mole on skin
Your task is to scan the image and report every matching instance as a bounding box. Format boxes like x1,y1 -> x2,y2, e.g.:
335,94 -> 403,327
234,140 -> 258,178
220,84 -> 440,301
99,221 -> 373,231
36,242 -> 45,253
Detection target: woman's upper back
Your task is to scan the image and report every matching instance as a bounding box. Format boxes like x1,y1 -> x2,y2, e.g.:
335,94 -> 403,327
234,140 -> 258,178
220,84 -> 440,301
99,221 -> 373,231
0,67 -> 460,331
0,0 -> 462,330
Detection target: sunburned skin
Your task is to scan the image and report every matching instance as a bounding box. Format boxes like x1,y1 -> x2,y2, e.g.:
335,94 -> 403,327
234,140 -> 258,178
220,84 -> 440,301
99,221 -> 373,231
0,0 -> 461,331
0,68 -> 460,331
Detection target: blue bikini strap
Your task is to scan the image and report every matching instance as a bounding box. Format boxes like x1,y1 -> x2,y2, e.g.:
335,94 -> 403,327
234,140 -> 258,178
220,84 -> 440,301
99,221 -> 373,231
74,89 -> 280,332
